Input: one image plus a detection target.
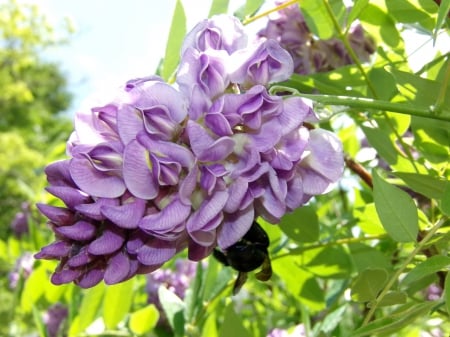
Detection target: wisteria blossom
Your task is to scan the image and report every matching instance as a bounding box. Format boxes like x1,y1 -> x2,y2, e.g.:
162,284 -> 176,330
35,14 -> 344,287
257,1 -> 375,74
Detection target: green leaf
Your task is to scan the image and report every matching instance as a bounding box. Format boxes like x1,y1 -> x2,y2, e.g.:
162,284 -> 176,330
300,0 -> 335,39
377,290 -> 407,307
349,243 -> 391,272
373,170 -> 419,242
346,0 -> 369,28
394,172 -> 448,199
441,183 -> 450,216
208,0 -> 229,16
20,264 -> 47,312
353,203 -> 386,236
351,268 -> 388,303
219,303 -> 251,337
350,301 -> 437,337
234,0 -> 264,20
361,126 -> 398,165
129,305 -> 160,335
161,0 -> 186,81
401,255 -> 450,286
434,0 -> 450,42
368,68 -> 398,100
158,286 -> 185,337
359,4 -> 400,47
279,206 -> 319,243
303,246 -> 352,278
445,272 -> 450,315
69,284 -> 105,336
385,0 -> 437,31
102,279 -> 134,329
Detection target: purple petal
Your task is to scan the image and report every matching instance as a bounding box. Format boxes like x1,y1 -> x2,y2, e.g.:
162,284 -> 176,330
123,140 -> 157,199
104,251 -> 131,284
188,240 -> 215,261
139,198 -> 190,234
46,186 -> 90,208
101,198 -> 146,229
36,204 -> 74,225
189,229 -> 217,246
70,157 -> 126,198
186,190 -> 228,232
35,241 -> 71,260
54,221 -> 97,241
75,197 -> 119,221
76,268 -> 104,288
117,104 -> 143,145
88,226 -> 125,255
179,165 -> 199,205
45,160 -> 74,187
51,268 -> 81,285
224,178 -> 249,213
137,239 -> 176,265
218,206 -> 254,249
68,246 -> 93,267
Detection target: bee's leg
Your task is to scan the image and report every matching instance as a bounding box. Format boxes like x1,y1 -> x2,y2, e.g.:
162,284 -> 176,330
233,271 -> 248,295
255,255 -> 272,282
212,248 -> 230,266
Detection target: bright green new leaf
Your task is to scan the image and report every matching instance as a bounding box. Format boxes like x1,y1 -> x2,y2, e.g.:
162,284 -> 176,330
394,172 -> 448,199
279,206 -> 319,243
129,305 -> 160,335
300,0 -> 335,39
354,203 -> 386,236
161,0 -> 186,81
373,170 -> 419,242
219,303 -> 251,337
20,265 -> 48,312
103,280 -> 134,329
208,0 -> 229,16
158,286 -> 185,336
351,268 -> 388,303
401,255 -> 450,286
69,284 -> 105,336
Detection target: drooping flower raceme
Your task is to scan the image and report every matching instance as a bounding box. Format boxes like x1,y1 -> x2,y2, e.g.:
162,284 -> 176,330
35,14 -> 344,287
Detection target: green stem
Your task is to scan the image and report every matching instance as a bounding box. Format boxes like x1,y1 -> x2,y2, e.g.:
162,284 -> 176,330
361,217 -> 447,326
270,87 -> 450,122
242,0 -> 298,25
272,234 -> 387,261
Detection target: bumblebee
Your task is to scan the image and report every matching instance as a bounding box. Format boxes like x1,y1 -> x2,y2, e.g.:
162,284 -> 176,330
213,221 -> 272,295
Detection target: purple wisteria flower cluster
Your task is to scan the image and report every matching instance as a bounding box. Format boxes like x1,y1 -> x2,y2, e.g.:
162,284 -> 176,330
257,1 -> 376,74
35,14 -> 344,288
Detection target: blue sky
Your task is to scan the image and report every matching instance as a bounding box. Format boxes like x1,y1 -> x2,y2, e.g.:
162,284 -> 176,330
33,0 -> 217,115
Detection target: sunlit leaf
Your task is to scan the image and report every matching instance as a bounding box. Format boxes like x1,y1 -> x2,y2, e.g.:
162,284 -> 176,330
129,304 -> 160,335
373,170 -> 418,242
441,183 -> 450,216
303,246 -> 352,278
161,0 -> 186,81
385,0 -> 437,31
351,268 -> 388,302
279,206 -> 319,243
354,203 -> 386,236
346,0 -> 369,28
368,68 -> 398,100
300,0 -> 335,39
359,4 -> 400,47
208,0 -> 229,16
401,255 -> 450,286
103,279 -> 134,329
69,284 -> 105,336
